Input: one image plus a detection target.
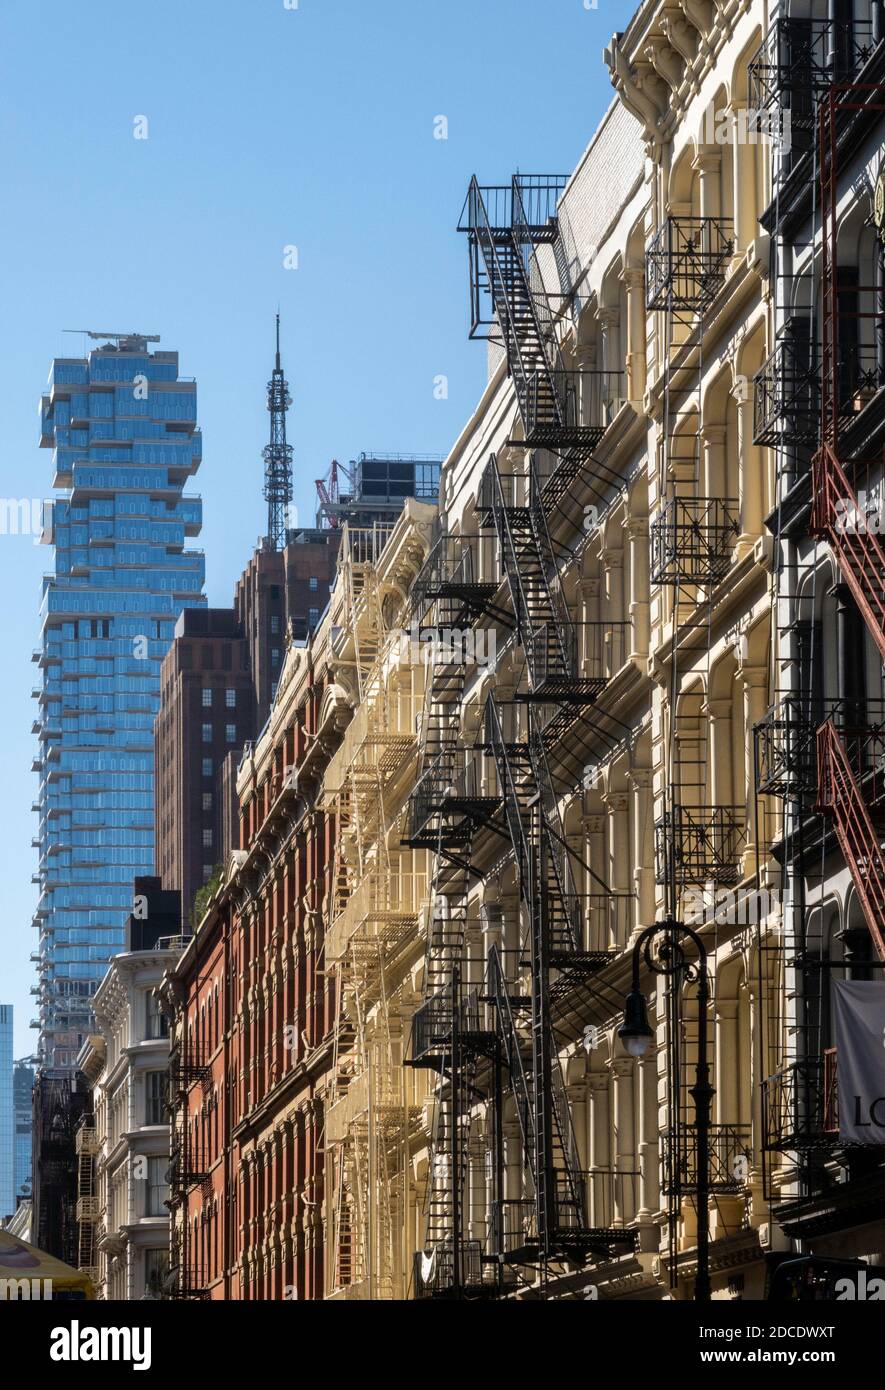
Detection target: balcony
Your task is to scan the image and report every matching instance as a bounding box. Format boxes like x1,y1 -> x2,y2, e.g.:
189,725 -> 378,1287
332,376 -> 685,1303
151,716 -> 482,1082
650,497 -> 740,586
409,981 -> 495,1067
523,369 -> 625,451
661,1124 -> 753,1194
753,333 -> 819,448
646,217 -> 733,313
169,1043 -> 209,1094
754,696 -> 885,799
748,17 -> 877,131
75,1196 -> 100,1223
655,806 -> 746,886
405,755 -> 499,851
763,1054 -> 840,1152
325,870 -> 427,965
413,1241 -> 492,1299
409,532 -> 499,628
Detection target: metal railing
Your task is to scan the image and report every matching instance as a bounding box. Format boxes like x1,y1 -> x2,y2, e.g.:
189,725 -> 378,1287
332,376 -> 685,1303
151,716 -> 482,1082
754,696 -> 885,799
412,1240 -> 488,1297
655,806 -> 747,886
646,217 -> 733,312
754,334 -> 819,447
763,1054 -> 841,1152
410,979 -> 490,1062
650,497 -> 740,585
661,1124 -> 753,1194
748,17 -> 877,125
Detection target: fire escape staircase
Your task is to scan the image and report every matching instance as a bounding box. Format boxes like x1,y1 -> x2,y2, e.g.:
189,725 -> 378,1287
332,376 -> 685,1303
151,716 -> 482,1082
483,695 -> 633,1261
811,445 -> 885,662
404,537 -> 501,1298
479,452 -> 606,705
461,176 -> 613,511
808,85 -> 885,966
816,718 -> 885,961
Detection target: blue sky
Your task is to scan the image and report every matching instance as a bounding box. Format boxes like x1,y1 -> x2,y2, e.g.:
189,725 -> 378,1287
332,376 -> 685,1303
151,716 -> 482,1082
0,0 -> 633,1056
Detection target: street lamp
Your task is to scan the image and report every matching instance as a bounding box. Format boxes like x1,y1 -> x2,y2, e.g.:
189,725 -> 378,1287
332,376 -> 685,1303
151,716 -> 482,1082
618,916 -> 714,1302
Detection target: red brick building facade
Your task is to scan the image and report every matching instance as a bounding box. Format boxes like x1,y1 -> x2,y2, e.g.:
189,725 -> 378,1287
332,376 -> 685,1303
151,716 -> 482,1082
162,627 -> 349,1299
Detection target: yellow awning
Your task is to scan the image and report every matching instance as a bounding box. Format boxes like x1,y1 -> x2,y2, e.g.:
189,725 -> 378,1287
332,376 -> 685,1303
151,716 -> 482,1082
0,1231 -> 94,1297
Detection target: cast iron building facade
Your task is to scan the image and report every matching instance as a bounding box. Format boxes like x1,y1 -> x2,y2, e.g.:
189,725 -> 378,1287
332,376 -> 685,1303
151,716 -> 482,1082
751,0 -> 885,1272
33,332 -> 205,1070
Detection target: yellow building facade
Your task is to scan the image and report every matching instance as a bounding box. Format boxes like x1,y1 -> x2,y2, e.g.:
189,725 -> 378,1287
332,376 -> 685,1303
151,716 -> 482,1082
320,0 -> 885,1301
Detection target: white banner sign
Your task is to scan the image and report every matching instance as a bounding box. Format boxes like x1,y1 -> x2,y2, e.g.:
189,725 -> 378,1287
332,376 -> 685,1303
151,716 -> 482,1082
832,979 -> 885,1145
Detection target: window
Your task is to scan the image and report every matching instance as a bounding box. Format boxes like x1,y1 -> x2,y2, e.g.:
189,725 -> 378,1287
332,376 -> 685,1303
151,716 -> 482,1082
309,576 -> 318,592
226,723 -> 236,744
201,723 -> 212,743
146,1156 -> 169,1216
308,608 -> 319,629
202,758 -> 213,778
270,615 -> 280,635
145,1071 -> 167,1125
271,648 -> 280,666
144,1248 -> 169,1298
202,828 -> 213,848
201,688 -> 212,708
202,864 -> 214,882
145,992 -> 168,1041
202,792 -> 213,812
225,688 -> 236,709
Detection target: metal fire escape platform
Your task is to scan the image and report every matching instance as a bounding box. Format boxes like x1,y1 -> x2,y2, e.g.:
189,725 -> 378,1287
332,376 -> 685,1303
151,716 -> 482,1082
459,176 -> 624,508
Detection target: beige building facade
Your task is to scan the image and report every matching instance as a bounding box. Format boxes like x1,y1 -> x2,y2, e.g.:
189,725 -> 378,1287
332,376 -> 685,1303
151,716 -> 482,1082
321,0 -> 792,1300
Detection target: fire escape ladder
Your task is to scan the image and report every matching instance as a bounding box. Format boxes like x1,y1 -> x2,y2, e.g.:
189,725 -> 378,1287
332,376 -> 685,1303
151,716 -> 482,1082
483,695 -> 628,1260
816,718 -> 885,960
481,453 -> 602,701
465,176 -> 565,441
811,445 -> 885,661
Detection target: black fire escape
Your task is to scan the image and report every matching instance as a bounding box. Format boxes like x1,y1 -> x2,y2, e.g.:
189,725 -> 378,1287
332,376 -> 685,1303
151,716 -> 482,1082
459,174 -> 623,512
167,1039 -> 211,1299
405,535 -> 503,1299
749,2 -> 885,1239
644,189 -> 756,1285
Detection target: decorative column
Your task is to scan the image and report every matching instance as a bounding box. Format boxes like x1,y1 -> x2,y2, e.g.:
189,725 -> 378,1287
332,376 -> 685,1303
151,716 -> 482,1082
736,383 -> 764,553
637,1047 -> 660,1239
583,813 -> 606,950
726,102 -> 757,255
587,1070 -> 612,1229
603,791 -> 630,901
624,516 -> 650,662
627,769 -> 655,932
705,696 -> 734,811
610,1056 -> 637,1227
623,265 -> 647,402
701,422 -> 727,502
739,663 -> 769,876
577,337 -> 598,430
598,307 -> 620,384
580,576 -> 601,678
695,149 -> 722,222
600,542 -> 622,683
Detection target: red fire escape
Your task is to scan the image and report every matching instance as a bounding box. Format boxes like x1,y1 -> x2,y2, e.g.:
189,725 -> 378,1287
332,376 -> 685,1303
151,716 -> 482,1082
811,83 -> 885,961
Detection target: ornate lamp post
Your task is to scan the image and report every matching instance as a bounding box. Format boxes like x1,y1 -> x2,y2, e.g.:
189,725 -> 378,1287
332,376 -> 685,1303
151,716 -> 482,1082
618,916 -> 714,1302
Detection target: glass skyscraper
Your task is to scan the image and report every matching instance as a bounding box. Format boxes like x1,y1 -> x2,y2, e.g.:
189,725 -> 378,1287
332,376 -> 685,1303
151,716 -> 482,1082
33,334 -> 205,1069
13,1057 -> 34,1206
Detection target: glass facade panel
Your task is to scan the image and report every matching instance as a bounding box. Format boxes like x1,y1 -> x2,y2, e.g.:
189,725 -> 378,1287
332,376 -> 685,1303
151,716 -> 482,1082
33,338 -> 205,1068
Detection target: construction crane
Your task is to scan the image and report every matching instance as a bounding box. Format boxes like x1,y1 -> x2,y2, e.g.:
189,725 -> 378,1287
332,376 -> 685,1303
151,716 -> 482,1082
63,330 -> 161,343
315,458 -> 354,529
